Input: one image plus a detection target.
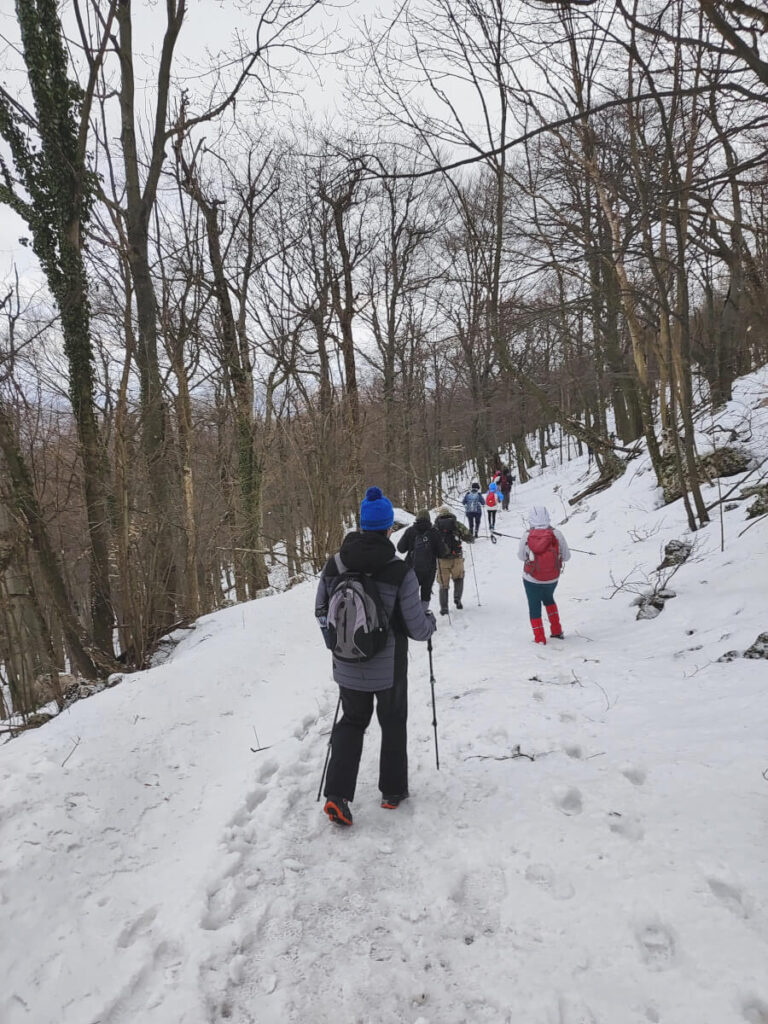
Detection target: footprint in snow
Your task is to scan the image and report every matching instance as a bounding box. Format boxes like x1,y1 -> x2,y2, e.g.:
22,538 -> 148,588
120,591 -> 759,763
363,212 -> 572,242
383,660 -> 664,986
552,994 -> 598,1024
707,878 -> 751,919
621,765 -> 647,786
256,758 -> 279,784
293,713 -> 317,741
742,997 -> 768,1024
116,906 -> 159,948
525,863 -> 575,901
554,786 -> 583,815
564,744 -> 584,759
636,922 -> 676,970
608,812 -> 645,842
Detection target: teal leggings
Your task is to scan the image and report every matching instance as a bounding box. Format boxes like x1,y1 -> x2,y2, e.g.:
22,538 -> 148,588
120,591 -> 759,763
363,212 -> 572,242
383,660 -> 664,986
524,579 -> 557,618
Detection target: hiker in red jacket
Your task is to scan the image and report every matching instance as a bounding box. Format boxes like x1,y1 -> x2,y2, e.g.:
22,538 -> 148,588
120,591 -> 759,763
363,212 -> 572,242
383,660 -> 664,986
517,506 -> 571,643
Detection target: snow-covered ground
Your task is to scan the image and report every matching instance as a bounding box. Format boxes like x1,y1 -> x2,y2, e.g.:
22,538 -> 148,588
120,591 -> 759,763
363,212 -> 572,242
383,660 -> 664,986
1,370 -> 767,1024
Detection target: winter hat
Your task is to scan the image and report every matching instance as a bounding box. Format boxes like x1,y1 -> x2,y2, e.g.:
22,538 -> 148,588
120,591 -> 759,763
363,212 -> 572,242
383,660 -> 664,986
416,509 -> 431,523
529,505 -> 551,529
471,482 -> 480,491
437,505 -> 452,517
360,486 -> 395,531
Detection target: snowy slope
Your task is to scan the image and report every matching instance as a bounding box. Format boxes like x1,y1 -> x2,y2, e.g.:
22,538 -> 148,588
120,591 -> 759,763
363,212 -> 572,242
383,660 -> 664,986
1,369 -> 767,1024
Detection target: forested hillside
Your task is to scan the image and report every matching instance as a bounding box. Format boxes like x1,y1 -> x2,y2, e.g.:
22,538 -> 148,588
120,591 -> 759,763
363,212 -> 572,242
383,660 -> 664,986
1,0 -> 767,714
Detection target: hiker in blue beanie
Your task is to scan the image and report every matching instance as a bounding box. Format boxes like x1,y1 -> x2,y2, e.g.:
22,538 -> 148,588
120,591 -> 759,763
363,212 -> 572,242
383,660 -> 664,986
315,486 -> 436,827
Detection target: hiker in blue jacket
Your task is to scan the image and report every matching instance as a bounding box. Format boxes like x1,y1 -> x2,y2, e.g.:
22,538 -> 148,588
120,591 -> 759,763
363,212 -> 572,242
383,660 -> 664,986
315,486 -> 436,827
462,482 -> 485,538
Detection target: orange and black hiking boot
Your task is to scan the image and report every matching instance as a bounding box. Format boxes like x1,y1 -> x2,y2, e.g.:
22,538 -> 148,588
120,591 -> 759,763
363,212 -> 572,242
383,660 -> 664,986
324,796 -> 353,826
381,792 -> 409,809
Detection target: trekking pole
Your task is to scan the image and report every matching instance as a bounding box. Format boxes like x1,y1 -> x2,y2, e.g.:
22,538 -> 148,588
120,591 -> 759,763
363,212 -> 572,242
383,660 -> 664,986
428,639 -> 440,770
316,693 -> 342,802
467,539 -> 481,606
491,531 -> 596,556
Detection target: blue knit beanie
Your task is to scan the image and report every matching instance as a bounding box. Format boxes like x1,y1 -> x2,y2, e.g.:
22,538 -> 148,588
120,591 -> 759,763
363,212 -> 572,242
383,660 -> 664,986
360,485 -> 394,531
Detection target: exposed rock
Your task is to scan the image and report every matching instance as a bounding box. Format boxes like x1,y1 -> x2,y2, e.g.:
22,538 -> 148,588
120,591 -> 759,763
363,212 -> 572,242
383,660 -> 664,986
61,680 -> 107,709
657,540 -> 692,570
661,445 -> 751,503
717,650 -> 740,663
701,446 -> 752,479
743,485 -> 768,519
744,632 -> 768,660
25,712 -> 55,728
635,593 -> 666,620
717,633 -> 768,663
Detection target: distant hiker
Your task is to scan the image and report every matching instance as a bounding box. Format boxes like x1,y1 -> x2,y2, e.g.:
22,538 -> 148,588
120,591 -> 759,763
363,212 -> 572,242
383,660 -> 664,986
485,482 -> 501,531
397,509 -> 442,606
315,486 -> 436,827
499,467 -> 513,511
517,505 -> 571,644
462,482 -> 485,538
434,505 -> 474,616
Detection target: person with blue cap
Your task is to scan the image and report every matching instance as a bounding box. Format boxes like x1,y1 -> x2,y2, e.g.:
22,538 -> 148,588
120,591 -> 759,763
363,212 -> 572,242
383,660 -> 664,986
315,486 -> 436,827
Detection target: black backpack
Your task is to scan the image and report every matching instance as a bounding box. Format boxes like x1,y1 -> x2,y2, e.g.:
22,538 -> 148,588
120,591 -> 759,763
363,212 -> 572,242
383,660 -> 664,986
326,555 -> 391,662
411,531 -> 435,576
436,519 -> 462,558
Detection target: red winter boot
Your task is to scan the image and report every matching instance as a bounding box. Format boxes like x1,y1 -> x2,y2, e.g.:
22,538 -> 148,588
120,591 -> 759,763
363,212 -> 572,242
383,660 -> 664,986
531,618 -> 547,644
545,603 -> 564,639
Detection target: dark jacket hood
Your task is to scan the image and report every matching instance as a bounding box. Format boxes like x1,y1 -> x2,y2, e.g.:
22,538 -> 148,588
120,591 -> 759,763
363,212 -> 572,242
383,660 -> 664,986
339,530 -> 396,572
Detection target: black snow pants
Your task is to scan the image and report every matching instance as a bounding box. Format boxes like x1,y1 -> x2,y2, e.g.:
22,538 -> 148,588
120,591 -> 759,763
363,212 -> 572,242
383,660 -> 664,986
324,658 -> 409,801
416,568 -> 436,603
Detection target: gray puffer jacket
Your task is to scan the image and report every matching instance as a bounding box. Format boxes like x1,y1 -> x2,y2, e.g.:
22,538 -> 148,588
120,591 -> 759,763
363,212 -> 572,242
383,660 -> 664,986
315,531 -> 436,692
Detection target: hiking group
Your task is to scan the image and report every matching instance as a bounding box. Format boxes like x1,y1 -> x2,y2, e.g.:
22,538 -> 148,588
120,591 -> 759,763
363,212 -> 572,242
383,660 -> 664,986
315,481 -> 570,828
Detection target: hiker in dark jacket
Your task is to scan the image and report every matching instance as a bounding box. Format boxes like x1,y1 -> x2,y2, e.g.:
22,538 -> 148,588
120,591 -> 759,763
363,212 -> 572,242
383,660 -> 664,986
517,505 -> 571,644
434,506 -> 473,616
499,467 -> 513,510
315,486 -> 436,827
397,509 -> 442,605
462,482 -> 485,537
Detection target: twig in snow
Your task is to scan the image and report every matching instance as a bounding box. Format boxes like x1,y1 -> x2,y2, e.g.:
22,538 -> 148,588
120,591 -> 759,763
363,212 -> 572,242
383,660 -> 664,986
591,679 -> 613,711
465,743 -> 537,762
250,726 -> 271,753
61,736 -> 81,767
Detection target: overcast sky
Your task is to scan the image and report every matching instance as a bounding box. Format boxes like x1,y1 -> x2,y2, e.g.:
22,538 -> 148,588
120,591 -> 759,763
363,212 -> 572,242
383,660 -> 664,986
0,0 -> 384,289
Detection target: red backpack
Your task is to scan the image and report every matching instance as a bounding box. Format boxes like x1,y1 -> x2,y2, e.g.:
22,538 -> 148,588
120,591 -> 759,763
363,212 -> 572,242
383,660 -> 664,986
486,490 -> 499,508
525,529 -> 561,581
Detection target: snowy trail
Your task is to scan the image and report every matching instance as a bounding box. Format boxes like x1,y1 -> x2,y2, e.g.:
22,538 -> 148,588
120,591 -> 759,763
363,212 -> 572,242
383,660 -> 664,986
1,371 -> 767,1024
190,511 -> 767,1024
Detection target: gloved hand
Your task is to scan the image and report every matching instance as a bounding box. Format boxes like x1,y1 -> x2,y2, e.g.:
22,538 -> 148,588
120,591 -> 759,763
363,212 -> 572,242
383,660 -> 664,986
426,611 -> 437,631
318,616 -> 334,650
